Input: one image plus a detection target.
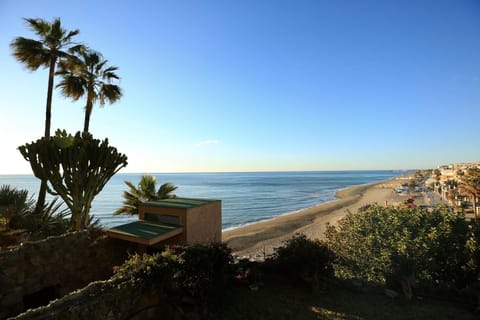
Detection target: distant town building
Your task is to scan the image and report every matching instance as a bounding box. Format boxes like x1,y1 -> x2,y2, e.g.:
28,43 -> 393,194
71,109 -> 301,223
432,162 -> 480,215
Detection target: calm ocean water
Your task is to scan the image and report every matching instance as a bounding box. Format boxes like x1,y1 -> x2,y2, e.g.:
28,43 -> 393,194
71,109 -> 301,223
0,171 -> 402,230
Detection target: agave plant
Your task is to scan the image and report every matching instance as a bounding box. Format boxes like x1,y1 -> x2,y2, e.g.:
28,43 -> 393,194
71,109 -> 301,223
13,199 -> 70,240
0,184 -> 34,226
114,175 -> 177,215
0,184 -> 70,239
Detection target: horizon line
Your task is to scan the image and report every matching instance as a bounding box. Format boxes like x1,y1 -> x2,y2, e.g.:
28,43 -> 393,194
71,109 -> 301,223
0,168 -> 419,176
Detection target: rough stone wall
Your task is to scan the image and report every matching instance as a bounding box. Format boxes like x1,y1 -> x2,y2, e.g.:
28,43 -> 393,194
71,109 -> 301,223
11,279 -> 175,320
0,230 -> 133,319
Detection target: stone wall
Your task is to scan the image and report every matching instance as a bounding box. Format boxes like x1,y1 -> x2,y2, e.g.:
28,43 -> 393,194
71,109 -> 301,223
0,230 -> 133,319
11,279 -> 177,320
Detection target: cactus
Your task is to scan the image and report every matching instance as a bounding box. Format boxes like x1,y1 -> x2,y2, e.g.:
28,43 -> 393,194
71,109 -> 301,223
18,130 -> 128,230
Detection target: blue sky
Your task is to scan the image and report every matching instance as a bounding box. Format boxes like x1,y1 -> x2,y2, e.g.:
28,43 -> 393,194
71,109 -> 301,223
1,0 -> 479,174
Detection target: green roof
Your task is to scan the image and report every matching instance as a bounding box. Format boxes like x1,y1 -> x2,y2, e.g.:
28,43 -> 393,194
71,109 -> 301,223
140,197 -> 219,209
107,220 -> 183,245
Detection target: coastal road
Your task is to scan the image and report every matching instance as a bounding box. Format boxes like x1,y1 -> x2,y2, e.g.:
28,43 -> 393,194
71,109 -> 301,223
423,190 -> 449,207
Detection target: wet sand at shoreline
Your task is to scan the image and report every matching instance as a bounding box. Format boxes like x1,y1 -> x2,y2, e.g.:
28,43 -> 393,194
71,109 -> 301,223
222,177 -> 407,258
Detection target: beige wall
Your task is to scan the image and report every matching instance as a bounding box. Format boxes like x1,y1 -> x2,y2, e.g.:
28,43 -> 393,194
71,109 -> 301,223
185,201 -> 222,244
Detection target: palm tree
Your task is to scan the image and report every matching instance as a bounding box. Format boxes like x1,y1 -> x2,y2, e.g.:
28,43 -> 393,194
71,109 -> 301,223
56,49 -> 122,133
114,175 -> 177,216
433,169 -> 442,193
458,168 -> 480,220
444,179 -> 458,210
11,17 -> 81,213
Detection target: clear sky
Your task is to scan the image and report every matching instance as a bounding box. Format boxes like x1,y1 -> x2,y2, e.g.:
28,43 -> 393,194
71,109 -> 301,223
1,0 -> 480,174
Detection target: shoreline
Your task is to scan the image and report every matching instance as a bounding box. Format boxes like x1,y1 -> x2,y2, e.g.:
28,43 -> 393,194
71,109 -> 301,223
221,178 -> 402,233
221,197 -> 338,233
222,177 -> 405,258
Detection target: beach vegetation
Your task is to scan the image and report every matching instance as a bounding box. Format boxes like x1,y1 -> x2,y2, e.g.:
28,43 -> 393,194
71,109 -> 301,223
325,205 -> 480,301
114,175 -> 177,215
18,130 -> 128,231
11,17 -> 82,215
56,48 -> 122,133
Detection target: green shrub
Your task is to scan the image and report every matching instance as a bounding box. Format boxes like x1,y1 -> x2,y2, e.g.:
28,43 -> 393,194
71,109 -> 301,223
169,243 -> 233,304
0,184 -> 34,223
269,234 -> 335,290
0,185 -> 69,239
325,205 -> 480,296
10,198 -> 70,239
113,253 -> 175,293
114,242 -> 233,313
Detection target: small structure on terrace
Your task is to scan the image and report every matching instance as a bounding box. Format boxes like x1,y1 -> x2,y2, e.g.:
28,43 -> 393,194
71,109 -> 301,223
107,198 -> 222,248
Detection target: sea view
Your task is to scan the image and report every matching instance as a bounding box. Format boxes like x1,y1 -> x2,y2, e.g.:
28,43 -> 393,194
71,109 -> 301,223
3,2 -> 480,317
0,170 -> 402,230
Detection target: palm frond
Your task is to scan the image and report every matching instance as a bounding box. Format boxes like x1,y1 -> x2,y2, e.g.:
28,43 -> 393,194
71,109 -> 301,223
114,177 -> 178,216
64,29 -> 80,42
157,183 -> 178,199
114,180 -> 143,215
139,175 -> 157,199
99,84 -> 122,105
24,18 -> 51,37
69,44 -> 86,55
55,47 -> 122,132
10,37 -> 49,70
56,74 -> 86,99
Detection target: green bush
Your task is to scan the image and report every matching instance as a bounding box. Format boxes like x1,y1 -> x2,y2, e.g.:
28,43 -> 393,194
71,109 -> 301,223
113,253 -> 175,293
9,199 -> 70,239
0,184 -> 34,223
325,205 -> 480,296
113,242 -> 233,313
169,243 -> 233,304
0,185 -> 69,239
269,234 -> 335,289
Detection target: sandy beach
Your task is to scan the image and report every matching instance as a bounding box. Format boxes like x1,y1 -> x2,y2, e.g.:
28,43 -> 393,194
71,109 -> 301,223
222,177 -> 409,258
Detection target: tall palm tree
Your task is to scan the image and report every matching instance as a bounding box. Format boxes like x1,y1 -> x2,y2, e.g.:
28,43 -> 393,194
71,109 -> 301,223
56,49 -> 122,133
114,175 -> 177,216
458,168 -> 480,220
11,17 -> 81,213
433,169 -> 442,193
444,179 -> 458,210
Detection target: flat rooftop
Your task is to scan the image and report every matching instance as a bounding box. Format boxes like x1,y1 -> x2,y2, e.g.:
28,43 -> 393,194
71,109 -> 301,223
140,197 -> 219,209
106,220 -> 183,245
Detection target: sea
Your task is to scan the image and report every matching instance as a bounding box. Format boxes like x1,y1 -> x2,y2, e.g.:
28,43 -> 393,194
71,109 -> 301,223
0,171 -> 403,230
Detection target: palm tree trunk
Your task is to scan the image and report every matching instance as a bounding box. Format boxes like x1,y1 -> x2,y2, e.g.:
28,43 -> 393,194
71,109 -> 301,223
473,196 -> 478,220
44,56 -> 56,138
83,91 -> 93,133
83,104 -> 91,133
34,56 -> 56,214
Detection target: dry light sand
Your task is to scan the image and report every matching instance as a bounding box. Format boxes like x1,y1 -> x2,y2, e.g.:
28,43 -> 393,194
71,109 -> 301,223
222,177 -> 409,259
